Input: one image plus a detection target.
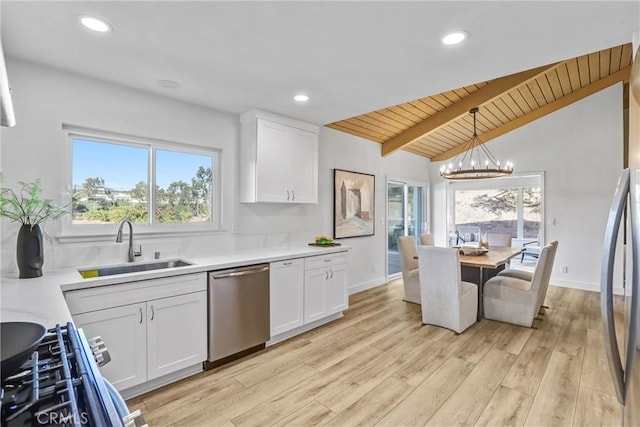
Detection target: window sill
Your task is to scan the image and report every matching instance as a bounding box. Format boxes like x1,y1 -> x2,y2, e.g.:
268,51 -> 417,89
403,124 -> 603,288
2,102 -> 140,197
56,228 -> 227,244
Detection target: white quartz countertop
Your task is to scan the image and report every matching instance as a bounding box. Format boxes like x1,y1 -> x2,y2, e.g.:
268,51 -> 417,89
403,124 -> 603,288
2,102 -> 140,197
1,245 -> 349,327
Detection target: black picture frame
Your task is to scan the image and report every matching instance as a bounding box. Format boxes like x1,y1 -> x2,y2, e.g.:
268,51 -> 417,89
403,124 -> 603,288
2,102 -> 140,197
333,169 -> 375,239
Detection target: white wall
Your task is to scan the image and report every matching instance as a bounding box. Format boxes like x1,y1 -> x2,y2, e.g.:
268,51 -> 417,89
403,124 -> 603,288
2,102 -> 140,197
0,58 -> 430,293
430,84 -> 624,291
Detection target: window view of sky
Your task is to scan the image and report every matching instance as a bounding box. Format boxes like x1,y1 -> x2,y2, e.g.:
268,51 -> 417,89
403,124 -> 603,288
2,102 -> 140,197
72,139 -> 212,190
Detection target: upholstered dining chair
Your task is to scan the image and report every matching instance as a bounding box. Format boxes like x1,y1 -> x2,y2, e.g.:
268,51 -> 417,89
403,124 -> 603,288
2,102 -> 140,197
521,231 -> 542,262
487,232 -> 512,248
417,246 -> 477,333
497,240 -> 559,313
483,242 -> 554,327
456,226 -> 481,245
419,233 -> 435,246
397,235 -> 420,304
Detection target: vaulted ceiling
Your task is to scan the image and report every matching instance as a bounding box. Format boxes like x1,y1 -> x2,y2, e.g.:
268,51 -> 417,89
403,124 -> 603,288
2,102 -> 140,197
327,43 -> 633,161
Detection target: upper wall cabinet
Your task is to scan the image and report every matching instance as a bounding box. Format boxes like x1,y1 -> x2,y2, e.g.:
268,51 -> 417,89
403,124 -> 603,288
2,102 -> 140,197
240,109 -> 319,203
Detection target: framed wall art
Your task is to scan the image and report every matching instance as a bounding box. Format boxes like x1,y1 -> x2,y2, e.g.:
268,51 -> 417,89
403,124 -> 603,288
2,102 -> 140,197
333,169 -> 375,239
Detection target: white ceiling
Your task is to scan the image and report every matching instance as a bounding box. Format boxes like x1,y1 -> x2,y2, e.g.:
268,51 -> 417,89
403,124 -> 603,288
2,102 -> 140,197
1,1 -> 638,125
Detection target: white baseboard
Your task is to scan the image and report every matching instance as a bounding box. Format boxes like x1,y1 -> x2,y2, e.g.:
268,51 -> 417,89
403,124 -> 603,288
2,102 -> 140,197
348,277 -> 388,295
550,277 -> 624,295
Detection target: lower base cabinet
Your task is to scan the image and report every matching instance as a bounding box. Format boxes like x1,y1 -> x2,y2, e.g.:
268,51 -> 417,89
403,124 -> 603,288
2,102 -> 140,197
67,273 -> 207,391
270,259 -> 305,336
146,292 -> 207,380
74,303 -> 147,390
304,253 -> 348,324
270,251 -> 348,338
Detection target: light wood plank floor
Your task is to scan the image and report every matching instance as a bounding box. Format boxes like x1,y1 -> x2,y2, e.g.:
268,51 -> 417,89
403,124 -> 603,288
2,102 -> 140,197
127,280 -> 623,426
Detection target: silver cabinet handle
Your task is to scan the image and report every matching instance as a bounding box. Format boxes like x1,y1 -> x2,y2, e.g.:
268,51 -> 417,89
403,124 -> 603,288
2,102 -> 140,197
329,269 -> 334,279
324,259 -> 331,263
325,270 -> 329,280
286,190 -> 290,201
600,168 -> 629,404
150,305 -> 155,321
283,261 -> 293,266
292,190 -> 295,201
138,308 -> 143,324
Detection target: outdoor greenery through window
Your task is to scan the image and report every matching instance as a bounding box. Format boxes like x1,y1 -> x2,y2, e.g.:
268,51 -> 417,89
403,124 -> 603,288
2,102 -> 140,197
451,176 -> 542,242
71,136 -> 217,227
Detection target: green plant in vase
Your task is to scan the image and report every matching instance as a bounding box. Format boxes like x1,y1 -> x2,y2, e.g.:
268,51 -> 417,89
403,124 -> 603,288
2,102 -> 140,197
0,180 -> 68,278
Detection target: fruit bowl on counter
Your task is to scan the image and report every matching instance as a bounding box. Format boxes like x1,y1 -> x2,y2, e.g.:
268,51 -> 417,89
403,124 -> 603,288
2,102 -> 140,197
309,235 -> 341,247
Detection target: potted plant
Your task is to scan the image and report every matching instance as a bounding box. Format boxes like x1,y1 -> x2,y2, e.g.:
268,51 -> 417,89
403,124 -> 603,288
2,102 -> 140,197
0,180 -> 67,278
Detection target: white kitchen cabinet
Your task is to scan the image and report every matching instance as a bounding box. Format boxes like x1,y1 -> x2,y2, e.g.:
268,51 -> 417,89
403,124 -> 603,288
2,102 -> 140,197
304,253 -> 348,324
146,292 -> 207,380
240,109 -> 319,204
66,273 -> 207,392
74,302 -> 147,390
270,259 -> 305,337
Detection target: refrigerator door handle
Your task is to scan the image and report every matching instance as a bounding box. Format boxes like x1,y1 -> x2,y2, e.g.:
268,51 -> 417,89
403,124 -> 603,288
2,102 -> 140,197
601,168 -> 630,405
625,170 -> 640,399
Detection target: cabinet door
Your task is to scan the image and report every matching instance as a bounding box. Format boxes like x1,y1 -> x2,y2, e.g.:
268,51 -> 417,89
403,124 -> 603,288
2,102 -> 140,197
255,119 -> 288,202
270,259 -> 304,337
304,268 -> 328,324
325,263 -> 348,315
287,128 -> 318,204
147,292 -> 207,380
74,303 -> 147,391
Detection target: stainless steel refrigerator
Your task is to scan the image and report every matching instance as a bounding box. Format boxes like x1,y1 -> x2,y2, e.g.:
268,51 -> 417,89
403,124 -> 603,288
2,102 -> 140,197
601,48 -> 640,425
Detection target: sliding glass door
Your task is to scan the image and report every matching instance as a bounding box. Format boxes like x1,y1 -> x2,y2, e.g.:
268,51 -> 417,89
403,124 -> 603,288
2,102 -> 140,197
387,180 -> 428,278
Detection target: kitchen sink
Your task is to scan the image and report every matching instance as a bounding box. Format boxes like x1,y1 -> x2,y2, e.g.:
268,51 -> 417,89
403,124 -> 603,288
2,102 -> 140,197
78,259 -> 193,279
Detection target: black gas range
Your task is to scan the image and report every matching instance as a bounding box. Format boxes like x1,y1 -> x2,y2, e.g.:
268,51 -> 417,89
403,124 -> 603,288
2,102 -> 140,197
1,322 -> 144,426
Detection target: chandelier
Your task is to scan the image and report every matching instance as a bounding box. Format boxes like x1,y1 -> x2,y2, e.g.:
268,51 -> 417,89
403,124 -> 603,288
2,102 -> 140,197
440,107 -> 513,180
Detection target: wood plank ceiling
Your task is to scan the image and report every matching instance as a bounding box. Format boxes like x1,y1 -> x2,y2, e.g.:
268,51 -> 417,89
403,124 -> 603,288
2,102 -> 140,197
326,43 -> 633,161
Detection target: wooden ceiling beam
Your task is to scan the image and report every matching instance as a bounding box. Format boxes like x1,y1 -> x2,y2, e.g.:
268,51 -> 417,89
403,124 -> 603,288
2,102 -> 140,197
431,66 -> 631,162
380,63 -> 558,157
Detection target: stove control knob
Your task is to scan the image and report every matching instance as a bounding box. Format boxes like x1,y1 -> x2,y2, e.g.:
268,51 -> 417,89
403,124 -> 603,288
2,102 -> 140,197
88,336 -> 112,367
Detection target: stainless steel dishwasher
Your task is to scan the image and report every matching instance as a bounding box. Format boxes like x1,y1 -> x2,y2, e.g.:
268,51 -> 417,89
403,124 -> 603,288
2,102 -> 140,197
206,264 -> 270,368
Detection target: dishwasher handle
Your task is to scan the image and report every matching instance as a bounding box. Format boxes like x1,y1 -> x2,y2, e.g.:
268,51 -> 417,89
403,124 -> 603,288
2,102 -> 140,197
212,265 -> 269,279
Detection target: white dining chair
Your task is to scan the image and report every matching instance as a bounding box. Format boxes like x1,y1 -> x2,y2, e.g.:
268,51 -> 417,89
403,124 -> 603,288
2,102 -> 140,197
487,232 -> 512,248
483,243 -> 554,327
498,240 -> 558,312
419,233 -> 435,246
397,235 -> 420,304
417,246 -> 477,333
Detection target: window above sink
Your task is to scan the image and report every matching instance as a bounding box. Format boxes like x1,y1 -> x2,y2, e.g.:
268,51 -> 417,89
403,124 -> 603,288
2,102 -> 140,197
58,125 -> 223,242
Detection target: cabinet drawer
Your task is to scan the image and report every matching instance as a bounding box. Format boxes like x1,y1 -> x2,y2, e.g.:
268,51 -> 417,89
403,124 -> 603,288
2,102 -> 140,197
65,273 -> 207,315
271,258 -> 304,270
305,252 -> 347,270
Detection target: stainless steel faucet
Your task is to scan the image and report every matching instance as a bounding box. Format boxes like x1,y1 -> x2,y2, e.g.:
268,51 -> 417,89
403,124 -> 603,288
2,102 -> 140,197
116,218 -> 142,262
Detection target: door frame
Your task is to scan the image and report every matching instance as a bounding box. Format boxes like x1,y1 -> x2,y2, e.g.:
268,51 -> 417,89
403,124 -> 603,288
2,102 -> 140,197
385,176 -> 430,280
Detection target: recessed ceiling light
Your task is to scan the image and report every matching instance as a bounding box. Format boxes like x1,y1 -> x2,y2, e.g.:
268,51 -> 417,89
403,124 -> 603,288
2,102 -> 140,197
79,16 -> 112,33
294,94 -> 309,102
442,31 -> 468,45
158,80 -> 181,89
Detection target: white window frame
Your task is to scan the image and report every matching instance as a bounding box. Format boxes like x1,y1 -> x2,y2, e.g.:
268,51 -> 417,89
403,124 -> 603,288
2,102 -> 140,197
58,125 -> 223,242
445,172 -> 545,247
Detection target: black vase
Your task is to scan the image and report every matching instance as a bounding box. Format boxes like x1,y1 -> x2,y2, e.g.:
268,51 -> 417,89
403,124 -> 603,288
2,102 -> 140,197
16,224 -> 44,279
